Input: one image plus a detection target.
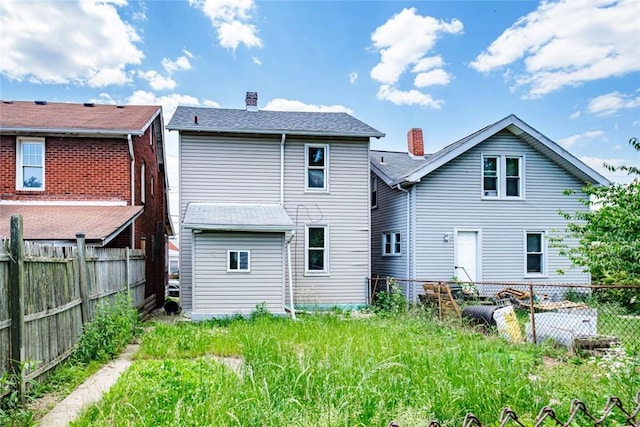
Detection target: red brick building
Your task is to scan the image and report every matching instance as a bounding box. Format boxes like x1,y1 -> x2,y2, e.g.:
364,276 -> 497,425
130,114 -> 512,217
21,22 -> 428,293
0,100 -> 173,307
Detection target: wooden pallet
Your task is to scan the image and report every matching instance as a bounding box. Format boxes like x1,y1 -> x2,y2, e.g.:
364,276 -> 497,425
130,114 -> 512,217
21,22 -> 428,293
422,282 -> 461,320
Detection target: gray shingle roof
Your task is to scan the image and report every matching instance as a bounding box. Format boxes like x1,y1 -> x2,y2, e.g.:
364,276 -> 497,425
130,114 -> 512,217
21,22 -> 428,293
167,106 -> 384,138
370,151 -> 431,183
183,203 -> 294,232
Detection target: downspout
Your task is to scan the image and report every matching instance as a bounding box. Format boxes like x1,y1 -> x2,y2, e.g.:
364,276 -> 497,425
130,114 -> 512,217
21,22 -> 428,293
396,184 -> 411,300
286,231 -> 296,320
280,133 -> 286,205
128,134 -> 136,249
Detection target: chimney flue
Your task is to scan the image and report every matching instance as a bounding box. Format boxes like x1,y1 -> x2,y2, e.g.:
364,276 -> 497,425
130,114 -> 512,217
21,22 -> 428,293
407,128 -> 424,158
245,91 -> 258,111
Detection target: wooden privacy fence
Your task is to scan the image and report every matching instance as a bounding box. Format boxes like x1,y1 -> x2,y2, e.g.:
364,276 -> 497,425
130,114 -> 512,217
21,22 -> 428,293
0,215 -> 147,400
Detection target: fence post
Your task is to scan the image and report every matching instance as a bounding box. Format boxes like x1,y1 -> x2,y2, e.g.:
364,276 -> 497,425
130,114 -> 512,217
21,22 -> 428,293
126,247 -> 131,294
529,283 -> 537,344
76,233 -> 90,324
9,215 -> 25,405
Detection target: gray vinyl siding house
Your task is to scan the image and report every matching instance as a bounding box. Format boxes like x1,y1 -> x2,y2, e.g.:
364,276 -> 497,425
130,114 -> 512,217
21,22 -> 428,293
168,96 -> 383,319
371,114 -> 610,301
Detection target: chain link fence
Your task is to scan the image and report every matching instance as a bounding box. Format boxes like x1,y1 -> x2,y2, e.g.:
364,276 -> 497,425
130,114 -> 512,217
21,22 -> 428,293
387,392 -> 640,426
370,277 -> 640,351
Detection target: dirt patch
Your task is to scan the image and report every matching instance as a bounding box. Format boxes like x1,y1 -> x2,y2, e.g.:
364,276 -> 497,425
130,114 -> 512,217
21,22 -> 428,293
542,356 -> 563,368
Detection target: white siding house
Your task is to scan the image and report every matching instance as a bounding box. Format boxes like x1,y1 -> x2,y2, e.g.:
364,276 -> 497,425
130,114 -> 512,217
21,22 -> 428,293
371,115 -> 610,301
168,92 -> 384,319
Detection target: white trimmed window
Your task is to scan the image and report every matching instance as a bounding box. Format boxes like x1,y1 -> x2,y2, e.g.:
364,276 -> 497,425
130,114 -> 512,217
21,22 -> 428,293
16,137 -> 45,190
525,232 -> 545,276
382,232 -> 401,256
305,144 -> 328,191
228,250 -> 250,272
482,155 -> 523,198
371,176 -> 378,209
306,225 -> 328,273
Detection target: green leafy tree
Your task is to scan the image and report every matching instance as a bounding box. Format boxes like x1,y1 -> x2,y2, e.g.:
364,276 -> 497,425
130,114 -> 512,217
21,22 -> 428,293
558,137 -> 639,310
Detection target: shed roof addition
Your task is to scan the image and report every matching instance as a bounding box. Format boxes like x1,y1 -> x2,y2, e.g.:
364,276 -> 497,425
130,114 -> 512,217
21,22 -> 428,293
0,205 -> 143,246
0,101 -> 161,136
183,203 -> 294,232
167,106 -> 384,138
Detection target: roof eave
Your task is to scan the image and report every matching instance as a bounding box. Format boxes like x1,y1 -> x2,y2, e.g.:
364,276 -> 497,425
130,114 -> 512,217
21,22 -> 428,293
185,223 -> 295,233
0,127 -> 147,136
166,125 -> 384,138
370,163 -> 395,187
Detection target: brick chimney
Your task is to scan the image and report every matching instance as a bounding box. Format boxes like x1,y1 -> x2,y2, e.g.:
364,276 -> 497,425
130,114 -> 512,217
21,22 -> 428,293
245,91 -> 258,111
407,128 -> 424,157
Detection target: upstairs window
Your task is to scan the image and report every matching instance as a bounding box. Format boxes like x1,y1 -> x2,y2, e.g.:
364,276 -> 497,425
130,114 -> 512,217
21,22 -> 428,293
305,144 -> 328,191
17,138 -> 45,190
371,176 -> 378,209
228,250 -> 250,272
382,232 -> 401,256
141,162 -> 146,204
306,225 -> 328,273
525,232 -> 545,276
482,155 -> 523,199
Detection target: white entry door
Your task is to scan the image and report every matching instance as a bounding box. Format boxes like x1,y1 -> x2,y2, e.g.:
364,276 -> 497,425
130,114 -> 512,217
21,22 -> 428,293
455,231 -> 478,283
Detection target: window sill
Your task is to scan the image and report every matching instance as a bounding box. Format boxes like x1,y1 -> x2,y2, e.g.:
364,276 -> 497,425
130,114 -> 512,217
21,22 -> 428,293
304,189 -> 329,194
227,270 -> 251,274
304,271 -> 330,277
16,189 -> 45,193
524,274 -> 547,279
481,196 -> 525,201
382,253 -> 401,257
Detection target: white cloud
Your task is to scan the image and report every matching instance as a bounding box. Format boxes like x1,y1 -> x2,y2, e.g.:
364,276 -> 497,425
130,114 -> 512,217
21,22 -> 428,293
470,0 -> 640,97
203,99 -> 221,107
411,56 -> 445,73
89,93 -> 118,105
132,1 -> 148,21
138,70 -> 177,91
162,55 -> 192,73
580,156 -> 636,184
633,120 -> 640,128
127,90 -> 204,128
188,0 -> 262,50
569,111 -> 581,119
558,130 -> 605,149
376,85 -> 443,109
414,69 -> 452,87
0,0 -> 143,87
587,90 -> 640,116
349,72 -> 358,84
370,8 -> 462,107
252,56 -> 262,65
263,99 -> 353,114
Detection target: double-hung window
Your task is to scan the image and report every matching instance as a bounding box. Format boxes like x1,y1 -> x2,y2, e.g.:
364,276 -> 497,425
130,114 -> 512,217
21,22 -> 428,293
482,155 -> 523,198
17,137 -> 45,190
382,232 -> 401,256
305,144 -> 328,191
228,250 -> 250,272
525,232 -> 545,276
306,225 -> 328,273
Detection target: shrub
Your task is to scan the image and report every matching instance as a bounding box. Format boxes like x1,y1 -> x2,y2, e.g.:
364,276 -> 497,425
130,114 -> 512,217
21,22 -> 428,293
72,293 -> 140,365
372,278 -> 407,315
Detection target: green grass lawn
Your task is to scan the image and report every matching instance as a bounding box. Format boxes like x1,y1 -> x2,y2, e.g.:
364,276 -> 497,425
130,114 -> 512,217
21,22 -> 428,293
71,311 -> 639,427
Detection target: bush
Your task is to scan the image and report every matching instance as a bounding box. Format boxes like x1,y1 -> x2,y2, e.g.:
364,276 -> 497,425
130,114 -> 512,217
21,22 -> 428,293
72,293 -> 140,365
372,278 -> 407,315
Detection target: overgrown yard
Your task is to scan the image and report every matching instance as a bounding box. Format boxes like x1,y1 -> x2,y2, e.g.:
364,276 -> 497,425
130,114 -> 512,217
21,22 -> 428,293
70,311 -> 640,427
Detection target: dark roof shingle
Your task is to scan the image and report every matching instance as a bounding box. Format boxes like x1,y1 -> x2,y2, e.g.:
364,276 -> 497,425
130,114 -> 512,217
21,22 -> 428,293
167,106 -> 384,138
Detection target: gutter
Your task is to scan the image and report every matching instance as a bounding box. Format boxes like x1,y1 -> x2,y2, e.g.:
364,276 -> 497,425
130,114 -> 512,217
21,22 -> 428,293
1,127 -> 146,136
396,184 -> 411,300
128,134 -> 136,248
280,133 -> 286,205
165,126 -> 384,139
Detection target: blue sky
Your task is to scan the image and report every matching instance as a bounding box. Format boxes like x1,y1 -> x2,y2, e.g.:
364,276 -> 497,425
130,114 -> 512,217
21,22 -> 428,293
1,0 -> 639,224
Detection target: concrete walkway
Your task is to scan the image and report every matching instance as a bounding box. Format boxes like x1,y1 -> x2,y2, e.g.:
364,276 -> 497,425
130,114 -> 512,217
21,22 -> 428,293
39,344 -> 139,427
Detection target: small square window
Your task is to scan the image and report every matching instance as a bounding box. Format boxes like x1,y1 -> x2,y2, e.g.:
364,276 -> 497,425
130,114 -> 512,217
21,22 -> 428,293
382,232 -> 401,256
228,250 -> 250,272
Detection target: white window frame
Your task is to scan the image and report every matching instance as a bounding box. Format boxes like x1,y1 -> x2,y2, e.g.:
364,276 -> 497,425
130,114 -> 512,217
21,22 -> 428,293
371,176 -> 378,209
16,137 -> 45,191
481,154 -> 524,200
305,144 -> 329,192
382,232 -> 401,256
227,250 -> 251,273
305,224 -> 329,275
524,231 -> 547,278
